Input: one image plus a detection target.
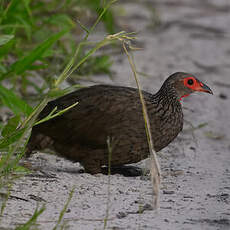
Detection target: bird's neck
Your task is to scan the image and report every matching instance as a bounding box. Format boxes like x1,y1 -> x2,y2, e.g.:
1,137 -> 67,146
152,83 -> 181,108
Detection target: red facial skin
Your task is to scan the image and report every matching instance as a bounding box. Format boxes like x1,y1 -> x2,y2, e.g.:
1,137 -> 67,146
180,77 -> 213,101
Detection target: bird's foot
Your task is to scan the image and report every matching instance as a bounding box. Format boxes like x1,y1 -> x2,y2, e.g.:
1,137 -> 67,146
101,165 -> 143,177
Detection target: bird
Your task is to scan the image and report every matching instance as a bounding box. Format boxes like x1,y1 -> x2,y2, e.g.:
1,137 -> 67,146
26,72 -> 213,175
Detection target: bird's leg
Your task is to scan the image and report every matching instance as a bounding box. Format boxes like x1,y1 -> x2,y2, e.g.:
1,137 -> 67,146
26,132 -> 53,157
81,158 -> 102,174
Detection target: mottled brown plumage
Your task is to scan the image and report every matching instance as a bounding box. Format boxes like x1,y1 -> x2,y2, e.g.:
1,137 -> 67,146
26,72 -> 212,174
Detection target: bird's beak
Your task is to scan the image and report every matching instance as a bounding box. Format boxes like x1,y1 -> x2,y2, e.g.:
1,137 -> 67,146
197,81 -> 213,94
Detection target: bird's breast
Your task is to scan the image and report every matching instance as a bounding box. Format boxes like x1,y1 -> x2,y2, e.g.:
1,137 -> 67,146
148,101 -> 183,152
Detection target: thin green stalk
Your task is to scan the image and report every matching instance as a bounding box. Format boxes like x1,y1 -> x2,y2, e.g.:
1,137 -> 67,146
55,31 -> 135,87
15,205 -> 46,230
55,0 -> 116,87
20,96 -> 50,128
104,137 -> 112,229
123,42 -> 161,209
34,102 -> 79,126
86,0 -> 117,40
53,186 -> 75,230
0,183 -> 12,216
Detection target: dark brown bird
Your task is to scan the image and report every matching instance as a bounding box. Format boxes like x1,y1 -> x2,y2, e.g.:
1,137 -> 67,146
26,72 -> 212,175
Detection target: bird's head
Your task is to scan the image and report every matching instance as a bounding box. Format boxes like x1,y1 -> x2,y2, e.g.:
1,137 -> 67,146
164,72 -> 213,101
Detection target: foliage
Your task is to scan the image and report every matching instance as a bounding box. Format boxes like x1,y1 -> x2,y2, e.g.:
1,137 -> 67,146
77,0 -> 116,34
0,0 -> 117,165
15,206 -> 46,230
0,0 -> 115,98
0,0 -> 137,228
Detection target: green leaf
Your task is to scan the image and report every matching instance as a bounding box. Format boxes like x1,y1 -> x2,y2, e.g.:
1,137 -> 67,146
0,35 -> 14,46
9,29 -> 69,75
102,10 -> 115,34
0,85 -> 33,116
14,14 -> 32,40
1,115 -> 21,138
34,101 -> 78,126
2,0 -> 19,20
0,37 -> 15,59
46,14 -> 75,29
47,84 -> 83,98
15,206 -> 45,230
28,63 -> 48,70
0,128 -> 26,149
0,63 -> 7,73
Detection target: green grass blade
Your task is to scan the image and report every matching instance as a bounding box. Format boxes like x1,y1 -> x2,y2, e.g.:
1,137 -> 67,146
15,205 -> 46,230
123,42 -> 161,209
53,187 -> 75,230
34,101 -> 78,126
0,128 -> 26,149
9,29 -> 69,75
1,115 -> 21,137
0,34 -> 14,46
0,85 -> 33,116
0,36 -> 15,59
1,0 -> 19,21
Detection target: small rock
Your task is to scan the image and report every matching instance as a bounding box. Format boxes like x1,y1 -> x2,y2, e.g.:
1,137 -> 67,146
166,199 -> 175,203
140,175 -> 150,181
219,93 -> 227,99
161,206 -> 172,209
184,195 -> 193,199
189,146 -> 196,151
28,194 -> 46,202
116,211 -> 127,219
163,190 -> 175,195
142,203 -> 153,211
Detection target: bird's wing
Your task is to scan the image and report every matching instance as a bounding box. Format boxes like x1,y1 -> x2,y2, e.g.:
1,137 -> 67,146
34,85 -> 152,148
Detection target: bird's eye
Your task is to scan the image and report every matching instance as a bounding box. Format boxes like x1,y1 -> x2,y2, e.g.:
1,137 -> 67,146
187,79 -> 194,85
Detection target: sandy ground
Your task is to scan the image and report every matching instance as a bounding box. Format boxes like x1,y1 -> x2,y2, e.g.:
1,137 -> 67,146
1,0 -> 230,229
